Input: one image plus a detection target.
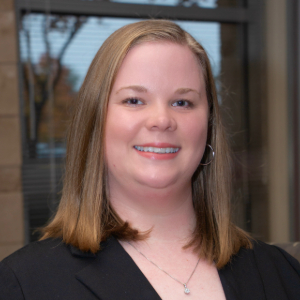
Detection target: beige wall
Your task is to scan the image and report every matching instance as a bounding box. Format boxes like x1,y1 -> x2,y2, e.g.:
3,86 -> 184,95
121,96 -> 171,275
265,0 -> 290,242
0,0 -> 24,260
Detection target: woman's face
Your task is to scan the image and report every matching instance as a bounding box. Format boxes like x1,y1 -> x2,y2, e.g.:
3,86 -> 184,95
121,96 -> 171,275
105,42 -> 209,191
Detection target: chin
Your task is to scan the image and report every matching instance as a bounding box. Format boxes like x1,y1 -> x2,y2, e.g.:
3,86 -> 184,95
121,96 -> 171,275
136,174 -> 179,190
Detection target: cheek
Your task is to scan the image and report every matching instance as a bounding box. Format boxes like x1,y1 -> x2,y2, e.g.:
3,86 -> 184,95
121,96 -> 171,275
105,114 -> 130,176
105,108 -> 142,158
182,114 -> 208,145
181,113 -> 208,168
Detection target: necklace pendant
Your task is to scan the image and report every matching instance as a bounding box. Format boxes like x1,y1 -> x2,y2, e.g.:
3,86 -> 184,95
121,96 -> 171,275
184,284 -> 190,294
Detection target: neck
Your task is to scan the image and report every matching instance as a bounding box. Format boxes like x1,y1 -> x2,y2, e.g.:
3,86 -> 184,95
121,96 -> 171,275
109,181 -> 196,244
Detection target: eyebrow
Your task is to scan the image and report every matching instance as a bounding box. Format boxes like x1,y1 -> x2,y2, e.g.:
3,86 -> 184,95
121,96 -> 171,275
116,86 -> 200,96
116,85 -> 148,94
175,88 -> 200,96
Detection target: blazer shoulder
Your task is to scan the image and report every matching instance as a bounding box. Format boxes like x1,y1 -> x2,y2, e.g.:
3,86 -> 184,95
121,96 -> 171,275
233,239 -> 300,273
219,240 -> 300,300
253,241 -> 300,276
0,239 -> 67,300
1,238 -> 68,270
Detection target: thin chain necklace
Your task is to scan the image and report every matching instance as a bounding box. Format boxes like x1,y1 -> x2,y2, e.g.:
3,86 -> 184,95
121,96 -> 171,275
126,241 -> 200,295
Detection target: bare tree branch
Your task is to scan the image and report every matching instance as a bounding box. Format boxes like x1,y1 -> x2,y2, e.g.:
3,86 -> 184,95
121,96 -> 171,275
23,14 -> 86,157
53,16 -> 86,88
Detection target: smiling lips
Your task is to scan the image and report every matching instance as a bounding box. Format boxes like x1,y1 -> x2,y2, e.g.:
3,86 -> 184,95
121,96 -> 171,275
133,143 -> 180,160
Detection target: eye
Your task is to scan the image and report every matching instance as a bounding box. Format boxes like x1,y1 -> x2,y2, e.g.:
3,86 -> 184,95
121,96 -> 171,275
172,100 -> 193,108
123,98 -> 144,106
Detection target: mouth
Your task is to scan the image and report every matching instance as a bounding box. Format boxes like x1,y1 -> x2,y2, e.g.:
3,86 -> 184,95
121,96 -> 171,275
133,146 -> 180,154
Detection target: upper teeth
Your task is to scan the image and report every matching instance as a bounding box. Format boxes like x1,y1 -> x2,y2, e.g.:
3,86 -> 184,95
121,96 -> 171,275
134,146 -> 179,154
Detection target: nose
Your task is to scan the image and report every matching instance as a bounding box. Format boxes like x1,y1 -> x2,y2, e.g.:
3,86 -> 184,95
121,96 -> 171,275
145,104 -> 177,132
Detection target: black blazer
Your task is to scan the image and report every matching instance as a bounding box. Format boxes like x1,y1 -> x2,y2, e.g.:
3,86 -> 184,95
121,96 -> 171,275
0,236 -> 300,300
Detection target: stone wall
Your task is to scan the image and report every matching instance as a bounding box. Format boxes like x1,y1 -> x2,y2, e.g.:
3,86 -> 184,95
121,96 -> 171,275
0,0 -> 24,260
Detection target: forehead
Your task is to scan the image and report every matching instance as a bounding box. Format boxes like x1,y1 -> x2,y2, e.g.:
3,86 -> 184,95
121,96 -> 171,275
125,41 -> 201,70
112,41 -> 204,91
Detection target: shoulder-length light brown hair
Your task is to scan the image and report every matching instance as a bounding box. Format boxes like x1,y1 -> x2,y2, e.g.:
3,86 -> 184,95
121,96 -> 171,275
41,19 -> 251,268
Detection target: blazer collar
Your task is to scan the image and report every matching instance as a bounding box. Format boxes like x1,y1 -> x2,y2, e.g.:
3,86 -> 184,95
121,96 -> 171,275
72,236 -> 161,300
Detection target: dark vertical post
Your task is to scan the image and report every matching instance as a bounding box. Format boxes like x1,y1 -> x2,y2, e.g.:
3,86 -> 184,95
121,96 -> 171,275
287,0 -> 300,241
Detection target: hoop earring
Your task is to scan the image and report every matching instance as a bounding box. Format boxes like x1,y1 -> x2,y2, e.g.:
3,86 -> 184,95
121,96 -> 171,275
200,144 -> 215,166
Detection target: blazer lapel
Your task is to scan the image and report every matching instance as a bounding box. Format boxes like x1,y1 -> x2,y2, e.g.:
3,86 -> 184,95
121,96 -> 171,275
73,236 -> 161,300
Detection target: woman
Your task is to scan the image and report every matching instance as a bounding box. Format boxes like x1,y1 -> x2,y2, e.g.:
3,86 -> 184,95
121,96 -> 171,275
0,20 -> 299,300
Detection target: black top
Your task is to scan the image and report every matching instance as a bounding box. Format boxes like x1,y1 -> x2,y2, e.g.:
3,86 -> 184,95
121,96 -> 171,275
0,236 -> 299,300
